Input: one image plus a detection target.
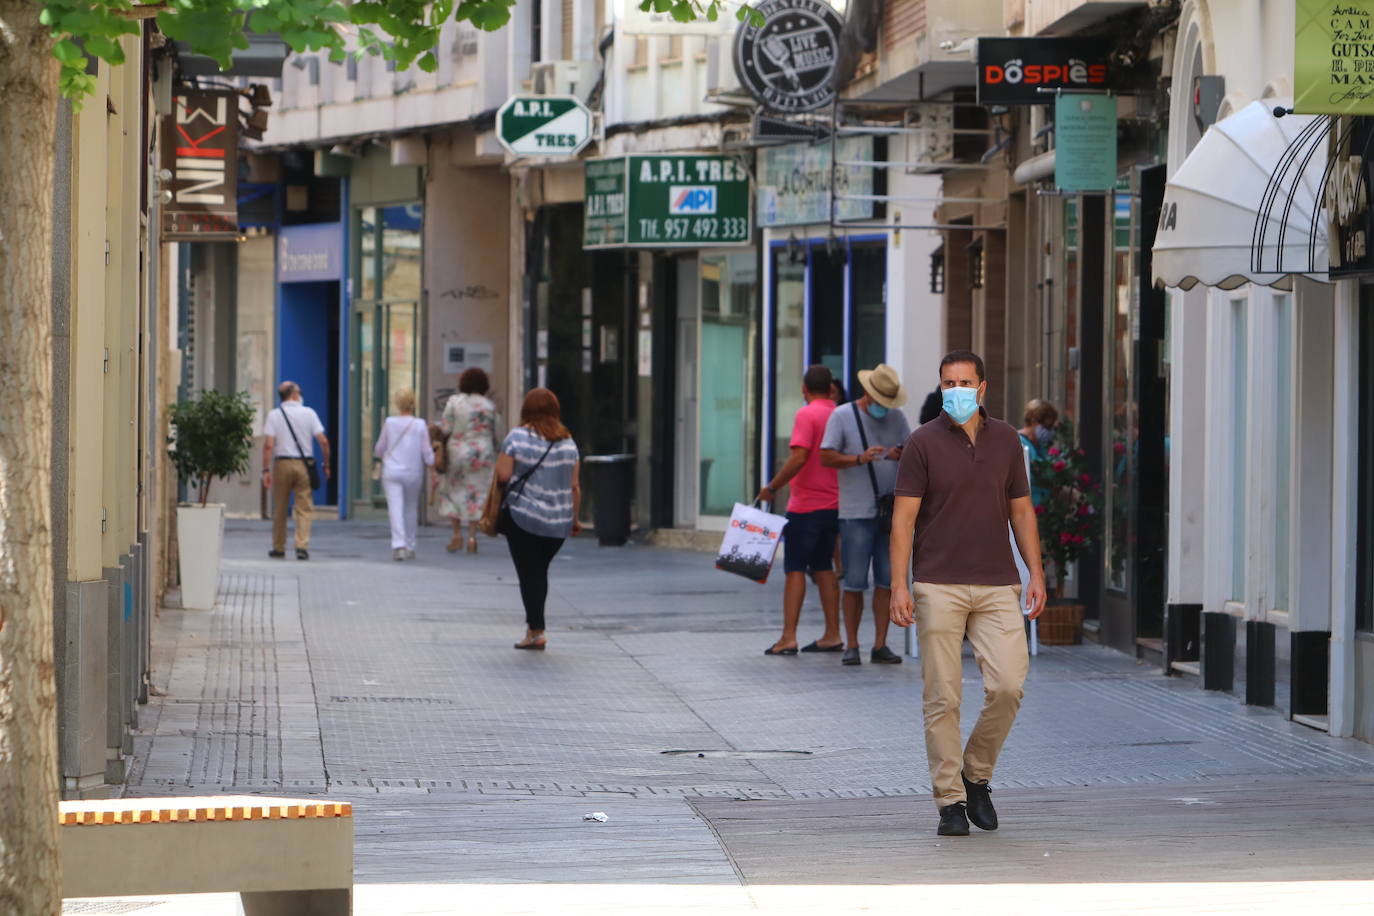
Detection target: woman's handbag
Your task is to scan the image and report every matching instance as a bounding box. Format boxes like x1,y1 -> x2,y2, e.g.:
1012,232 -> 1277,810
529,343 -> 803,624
477,473 -> 504,537
479,438 -> 555,538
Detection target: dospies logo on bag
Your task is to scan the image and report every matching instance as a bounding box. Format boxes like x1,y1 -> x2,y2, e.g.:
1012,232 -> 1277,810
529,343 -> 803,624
731,517 -> 780,539
669,185 -> 717,215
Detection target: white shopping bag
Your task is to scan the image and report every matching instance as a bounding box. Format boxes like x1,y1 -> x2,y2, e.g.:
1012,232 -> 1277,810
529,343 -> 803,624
715,502 -> 788,584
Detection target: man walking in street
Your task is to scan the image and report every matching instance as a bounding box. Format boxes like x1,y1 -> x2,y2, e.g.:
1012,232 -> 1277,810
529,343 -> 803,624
819,363 -> 911,666
889,350 -> 1047,837
262,381 -> 331,560
758,365 -> 844,656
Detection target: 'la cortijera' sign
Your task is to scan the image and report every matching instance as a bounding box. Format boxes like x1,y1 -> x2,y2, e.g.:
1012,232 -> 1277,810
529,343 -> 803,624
1295,0 -> 1374,114
976,38 -> 1114,105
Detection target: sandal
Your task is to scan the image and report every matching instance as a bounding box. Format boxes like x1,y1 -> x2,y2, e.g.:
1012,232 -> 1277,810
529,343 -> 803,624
467,536 -> 478,554
446,536 -> 463,553
800,640 -> 845,653
763,645 -> 798,656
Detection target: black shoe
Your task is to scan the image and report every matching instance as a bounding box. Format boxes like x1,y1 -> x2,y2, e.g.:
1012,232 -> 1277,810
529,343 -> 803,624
842,648 -> 861,666
800,640 -> 845,652
937,803 -> 970,836
268,550 -> 285,559
962,772 -> 998,831
871,646 -> 903,664
296,548 -> 309,560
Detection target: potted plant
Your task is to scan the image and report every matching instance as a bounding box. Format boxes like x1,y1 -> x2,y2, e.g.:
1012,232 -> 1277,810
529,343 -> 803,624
168,390 -> 255,610
1030,420 -> 1102,645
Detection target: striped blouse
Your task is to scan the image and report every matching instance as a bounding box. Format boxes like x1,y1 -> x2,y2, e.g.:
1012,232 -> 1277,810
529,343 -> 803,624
501,426 -> 579,539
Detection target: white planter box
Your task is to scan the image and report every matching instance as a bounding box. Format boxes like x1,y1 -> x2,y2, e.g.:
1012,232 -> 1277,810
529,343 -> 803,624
177,504 -> 225,610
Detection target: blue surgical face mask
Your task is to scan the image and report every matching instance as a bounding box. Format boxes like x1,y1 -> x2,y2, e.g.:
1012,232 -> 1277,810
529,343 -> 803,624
942,385 -> 980,425
866,403 -> 889,420
1035,425 -> 1054,448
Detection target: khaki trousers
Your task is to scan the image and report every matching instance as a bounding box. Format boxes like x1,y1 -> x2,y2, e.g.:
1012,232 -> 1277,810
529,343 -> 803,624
913,582 -> 1029,810
271,458 -> 314,551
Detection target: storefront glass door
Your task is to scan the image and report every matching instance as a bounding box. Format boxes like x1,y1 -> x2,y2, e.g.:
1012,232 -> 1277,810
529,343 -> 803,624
767,235 -> 886,473
699,252 -> 758,517
351,204 -> 422,510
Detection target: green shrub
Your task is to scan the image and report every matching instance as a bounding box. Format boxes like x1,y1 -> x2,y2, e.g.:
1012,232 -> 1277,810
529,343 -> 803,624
168,390 -> 255,507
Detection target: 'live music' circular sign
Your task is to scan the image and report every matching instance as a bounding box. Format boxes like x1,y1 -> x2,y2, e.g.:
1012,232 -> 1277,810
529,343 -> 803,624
733,0 -> 843,113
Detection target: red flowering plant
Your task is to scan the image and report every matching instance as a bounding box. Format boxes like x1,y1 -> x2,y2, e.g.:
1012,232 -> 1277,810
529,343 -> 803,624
1029,419 -> 1103,597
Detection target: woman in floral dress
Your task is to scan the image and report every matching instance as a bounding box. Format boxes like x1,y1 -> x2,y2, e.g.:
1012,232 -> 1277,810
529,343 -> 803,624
437,367 -> 497,553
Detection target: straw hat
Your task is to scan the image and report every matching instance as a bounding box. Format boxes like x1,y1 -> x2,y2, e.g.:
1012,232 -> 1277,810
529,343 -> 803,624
857,363 -> 907,409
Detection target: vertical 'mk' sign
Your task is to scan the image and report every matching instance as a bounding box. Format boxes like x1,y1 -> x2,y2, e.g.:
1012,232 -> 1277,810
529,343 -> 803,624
161,90 -> 239,240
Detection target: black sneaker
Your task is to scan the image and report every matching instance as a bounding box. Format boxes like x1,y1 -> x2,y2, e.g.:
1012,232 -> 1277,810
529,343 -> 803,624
937,802 -> 970,836
268,550 -> 286,559
842,648 -> 861,666
871,646 -> 903,664
962,772 -> 998,831
296,548 -> 310,560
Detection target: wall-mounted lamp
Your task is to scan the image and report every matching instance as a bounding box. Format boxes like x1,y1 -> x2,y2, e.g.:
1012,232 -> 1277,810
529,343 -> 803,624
929,246 -> 945,294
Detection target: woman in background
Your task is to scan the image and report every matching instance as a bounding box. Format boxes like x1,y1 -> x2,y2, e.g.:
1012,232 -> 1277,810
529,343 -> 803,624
438,367 -> 498,553
493,388 -> 581,651
372,388 -> 433,561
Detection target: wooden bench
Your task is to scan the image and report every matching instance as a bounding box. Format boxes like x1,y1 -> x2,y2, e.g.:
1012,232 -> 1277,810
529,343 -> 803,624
59,796 -> 353,915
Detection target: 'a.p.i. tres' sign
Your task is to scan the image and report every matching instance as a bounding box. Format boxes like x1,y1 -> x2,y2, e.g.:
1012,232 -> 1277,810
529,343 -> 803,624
161,90 -> 239,241
976,38 -> 1113,105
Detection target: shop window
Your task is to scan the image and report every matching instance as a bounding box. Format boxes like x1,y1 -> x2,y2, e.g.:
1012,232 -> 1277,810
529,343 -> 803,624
700,252 -> 758,517
771,249 -> 806,468
1357,292 -> 1374,632
1230,297 -> 1249,602
1105,186 -> 1135,593
1273,294 -> 1293,612
851,244 -> 886,387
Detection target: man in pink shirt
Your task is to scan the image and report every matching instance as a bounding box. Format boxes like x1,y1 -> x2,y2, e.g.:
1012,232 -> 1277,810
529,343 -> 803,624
758,365 -> 843,655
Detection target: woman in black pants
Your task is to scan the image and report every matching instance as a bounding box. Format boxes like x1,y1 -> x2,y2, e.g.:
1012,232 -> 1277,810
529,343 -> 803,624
493,388 -> 581,650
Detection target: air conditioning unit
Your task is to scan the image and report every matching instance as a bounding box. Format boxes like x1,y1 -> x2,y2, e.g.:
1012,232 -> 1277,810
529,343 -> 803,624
530,60 -> 599,100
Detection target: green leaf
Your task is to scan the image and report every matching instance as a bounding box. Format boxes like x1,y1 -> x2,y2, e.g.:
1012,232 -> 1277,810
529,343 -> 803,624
670,1 -> 694,21
418,51 -> 437,72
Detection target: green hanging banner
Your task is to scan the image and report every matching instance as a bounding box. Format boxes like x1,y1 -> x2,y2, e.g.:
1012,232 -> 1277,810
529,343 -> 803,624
1054,94 -> 1118,192
1295,0 -> 1374,114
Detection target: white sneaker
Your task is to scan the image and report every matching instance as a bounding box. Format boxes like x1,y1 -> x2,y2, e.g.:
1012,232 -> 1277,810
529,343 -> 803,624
393,548 -> 405,561
405,549 -> 416,560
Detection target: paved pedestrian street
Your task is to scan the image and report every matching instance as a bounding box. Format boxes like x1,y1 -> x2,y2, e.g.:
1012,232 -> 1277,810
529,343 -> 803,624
67,520 -> 1374,915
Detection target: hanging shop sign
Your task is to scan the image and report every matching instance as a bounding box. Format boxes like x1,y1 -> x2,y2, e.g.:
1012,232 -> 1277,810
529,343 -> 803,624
277,222 -> 343,283
1327,116 -> 1374,275
757,137 -> 875,227
1054,94 -> 1118,192
734,0 -> 844,113
976,38 -> 1113,105
161,89 -> 239,241
1295,0 -> 1374,114
496,95 -> 592,158
583,155 -> 752,249
584,157 -> 628,247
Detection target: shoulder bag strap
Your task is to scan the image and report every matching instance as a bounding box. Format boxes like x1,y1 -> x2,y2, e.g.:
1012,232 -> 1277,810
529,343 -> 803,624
851,402 -> 881,500
279,407 -> 309,460
383,417 -> 423,463
505,435 -> 556,505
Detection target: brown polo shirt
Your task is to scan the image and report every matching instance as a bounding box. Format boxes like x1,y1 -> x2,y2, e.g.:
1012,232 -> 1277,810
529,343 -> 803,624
893,408 -> 1030,586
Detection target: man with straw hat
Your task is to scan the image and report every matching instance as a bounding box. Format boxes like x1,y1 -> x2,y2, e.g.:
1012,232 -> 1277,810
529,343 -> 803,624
819,363 -> 912,666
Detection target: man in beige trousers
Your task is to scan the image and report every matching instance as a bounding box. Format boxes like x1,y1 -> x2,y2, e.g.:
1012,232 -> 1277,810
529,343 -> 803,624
889,350 -> 1046,837
262,381 -> 331,560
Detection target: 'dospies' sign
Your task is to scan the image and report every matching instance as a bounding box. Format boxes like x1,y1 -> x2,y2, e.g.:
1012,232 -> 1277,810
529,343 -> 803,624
1296,0 -> 1374,114
585,155 -> 751,248
496,95 -> 592,157
976,38 -> 1112,105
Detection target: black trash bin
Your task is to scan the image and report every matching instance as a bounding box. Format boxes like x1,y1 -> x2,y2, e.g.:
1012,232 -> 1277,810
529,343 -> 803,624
583,454 -> 634,546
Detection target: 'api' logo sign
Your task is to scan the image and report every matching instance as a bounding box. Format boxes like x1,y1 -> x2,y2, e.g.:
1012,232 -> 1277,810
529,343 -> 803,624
669,185 -> 716,215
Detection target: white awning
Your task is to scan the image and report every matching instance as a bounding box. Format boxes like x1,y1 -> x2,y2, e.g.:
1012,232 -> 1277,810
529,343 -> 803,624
1152,99 -> 1330,291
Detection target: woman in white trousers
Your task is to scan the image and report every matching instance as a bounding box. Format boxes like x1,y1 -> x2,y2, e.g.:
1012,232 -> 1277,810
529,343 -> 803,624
373,389 -> 434,560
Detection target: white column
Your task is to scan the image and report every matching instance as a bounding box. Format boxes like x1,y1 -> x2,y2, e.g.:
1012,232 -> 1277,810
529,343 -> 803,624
1329,279 -> 1359,738
1245,285 -> 1275,622
1166,286 -> 1208,604
1201,288 -> 1233,614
